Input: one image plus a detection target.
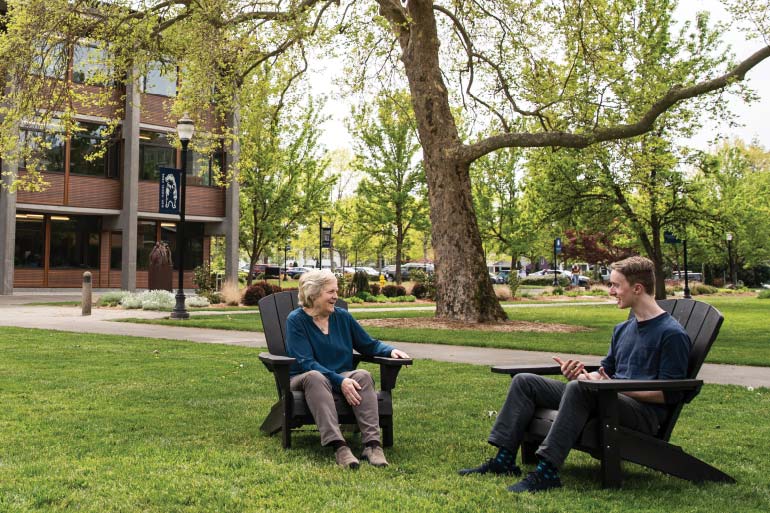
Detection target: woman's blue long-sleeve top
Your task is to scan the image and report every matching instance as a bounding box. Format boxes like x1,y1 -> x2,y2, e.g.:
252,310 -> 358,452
285,306 -> 395,391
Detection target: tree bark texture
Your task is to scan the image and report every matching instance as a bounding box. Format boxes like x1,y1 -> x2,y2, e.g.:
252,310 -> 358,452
384,0 -> 506,321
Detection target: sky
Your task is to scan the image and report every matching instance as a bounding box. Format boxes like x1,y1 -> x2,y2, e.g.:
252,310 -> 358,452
315,1 -> 770,154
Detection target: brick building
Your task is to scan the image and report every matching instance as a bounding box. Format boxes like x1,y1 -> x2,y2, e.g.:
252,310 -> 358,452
0,2 -> 240,293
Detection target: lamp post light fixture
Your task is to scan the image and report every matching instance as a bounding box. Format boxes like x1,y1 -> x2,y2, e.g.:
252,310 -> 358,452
171,114 -> 195,320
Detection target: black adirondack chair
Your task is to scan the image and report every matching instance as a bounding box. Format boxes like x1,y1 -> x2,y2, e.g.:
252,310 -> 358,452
491,298 -> 735,488
258,290 -> 412,448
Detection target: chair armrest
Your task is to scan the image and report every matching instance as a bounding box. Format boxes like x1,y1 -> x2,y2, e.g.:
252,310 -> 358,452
491,364 -> 600,376
358,355 -> 414,367
259,352 -> 294,395
258,352 -> 296,370
353,353 -> 413,392
579,378 -> 702,393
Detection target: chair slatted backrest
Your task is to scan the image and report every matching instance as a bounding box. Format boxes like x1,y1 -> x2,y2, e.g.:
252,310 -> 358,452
658,299 -> 724,380
635,299 -> 723,441
258,290 -> 349,356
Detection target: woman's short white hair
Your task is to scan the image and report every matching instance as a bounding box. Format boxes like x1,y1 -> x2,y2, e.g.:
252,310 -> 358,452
298,269 -> 338,308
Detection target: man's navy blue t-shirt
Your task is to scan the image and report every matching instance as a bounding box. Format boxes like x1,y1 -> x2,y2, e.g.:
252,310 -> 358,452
601,311 -> 692,406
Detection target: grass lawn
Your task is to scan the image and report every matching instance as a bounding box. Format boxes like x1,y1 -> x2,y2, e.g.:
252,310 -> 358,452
0,326 -> 768,512
118,295 -> 770,367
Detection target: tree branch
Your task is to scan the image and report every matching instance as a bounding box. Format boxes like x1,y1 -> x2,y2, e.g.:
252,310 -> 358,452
460,45 -> 770,163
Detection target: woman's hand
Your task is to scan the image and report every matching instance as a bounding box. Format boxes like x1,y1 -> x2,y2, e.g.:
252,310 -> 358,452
341,378 -> 362,406
390,349 -> 410,359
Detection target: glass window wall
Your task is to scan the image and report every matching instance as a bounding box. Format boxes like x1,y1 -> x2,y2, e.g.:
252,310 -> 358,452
13,214 -> 45,268
49,216 -> 100,269
139,132 -> 175,181
20,128 -> 65,173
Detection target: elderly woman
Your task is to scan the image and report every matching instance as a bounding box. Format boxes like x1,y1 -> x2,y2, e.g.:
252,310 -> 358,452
285,269 -> 410,469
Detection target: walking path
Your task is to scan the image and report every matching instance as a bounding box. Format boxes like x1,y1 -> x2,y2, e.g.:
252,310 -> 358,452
1,294 -> 767,388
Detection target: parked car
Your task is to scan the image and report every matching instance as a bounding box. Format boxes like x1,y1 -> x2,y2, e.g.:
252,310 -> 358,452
385,262 -> 434,281
354,266 -> 381,278
529,269 -> 590,287
251,264 -> 282,279
493,270 -> 511,284
286,266 -> 313,279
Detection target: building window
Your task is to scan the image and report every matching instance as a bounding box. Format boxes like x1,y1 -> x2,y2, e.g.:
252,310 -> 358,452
13,214 -> 45,268
185,147 -> 224,187
110,232 -> 122,270
49,216 -> 100,269
70,122 -> 119,177
20,128 -> 66,173
142,62 -> 177,97
72,43 -> 111,85
139,131 -> 175,181
31,41 -> 66,79
136,222 -> 157,271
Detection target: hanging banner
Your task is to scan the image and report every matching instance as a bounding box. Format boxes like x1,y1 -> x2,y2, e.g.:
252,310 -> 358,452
159,167 -> 181,215
321,227 -> 332,248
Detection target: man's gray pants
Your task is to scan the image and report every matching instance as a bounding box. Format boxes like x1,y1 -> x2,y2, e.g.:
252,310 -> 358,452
488,373 -> 661,468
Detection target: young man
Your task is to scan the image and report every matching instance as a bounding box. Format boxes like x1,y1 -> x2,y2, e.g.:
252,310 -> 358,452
458,256 -> 691,492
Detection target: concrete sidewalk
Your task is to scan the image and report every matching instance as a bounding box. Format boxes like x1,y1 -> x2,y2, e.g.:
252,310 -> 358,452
0,296 -> 768,388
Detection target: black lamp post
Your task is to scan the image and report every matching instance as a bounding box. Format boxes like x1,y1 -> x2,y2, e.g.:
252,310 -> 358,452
552,238 -> 559,287
318,215 -> 323,269
283,243 -> 290,282
726,232 -> 734,288
171,114 -> 194,320
682,238 -> 691,299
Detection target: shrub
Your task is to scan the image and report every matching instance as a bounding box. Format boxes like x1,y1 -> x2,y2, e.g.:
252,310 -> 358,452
495,286 -> 512,301
369,283 -> 380,296
140,290 -> 176,310
242,284 -> 266,306
97,291 -> 129,307
346,296 -> 364,303
220,281 -> 242,306
690,284 -> 719,295
394,295 -> 416,302
382,284 -> 407,298
356,291 -> 376,302
373,294 -> 389,303
411,283 -> 428,299
507,274 -> 521,297
758,289 -> 770,299
193,263 -> 217,293
206,292 -> 223,304
410,269 -> 436,300
120,293 -> 143,309
521,275 -> 570,287
185,295 -> 211,308
349,271 -> 370,297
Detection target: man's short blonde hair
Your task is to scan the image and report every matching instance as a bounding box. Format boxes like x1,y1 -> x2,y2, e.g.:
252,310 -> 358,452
298,269 -> 338,308
610,256 -> 656,295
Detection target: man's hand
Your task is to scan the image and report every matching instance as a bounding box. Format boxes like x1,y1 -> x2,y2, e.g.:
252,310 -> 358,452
577,367 -> 611,381
341,378 -> 362,406
553,356 -> 588,381
391,349 -> 410,359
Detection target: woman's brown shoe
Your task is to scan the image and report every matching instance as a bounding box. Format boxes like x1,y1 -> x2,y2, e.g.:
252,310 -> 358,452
335,446 -> 360,469
361,445 -> 389,467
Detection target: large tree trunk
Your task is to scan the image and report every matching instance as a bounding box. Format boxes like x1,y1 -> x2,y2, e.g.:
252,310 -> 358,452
388,0 -> 506,322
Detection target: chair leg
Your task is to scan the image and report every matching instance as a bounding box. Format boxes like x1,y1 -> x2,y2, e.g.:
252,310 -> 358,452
282,413 -> 292,448
598,390 -> 622,488
382,418 -> 393,448
521,441 -> 538,465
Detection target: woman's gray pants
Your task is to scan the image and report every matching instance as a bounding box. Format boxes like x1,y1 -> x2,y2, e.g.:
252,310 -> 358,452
290,369 -> 380,446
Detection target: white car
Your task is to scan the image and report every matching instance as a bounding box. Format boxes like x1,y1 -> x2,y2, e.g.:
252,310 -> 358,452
354,266 -> 381,278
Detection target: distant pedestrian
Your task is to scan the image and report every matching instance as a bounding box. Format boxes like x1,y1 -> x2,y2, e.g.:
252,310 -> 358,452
571,264 -> 580,286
